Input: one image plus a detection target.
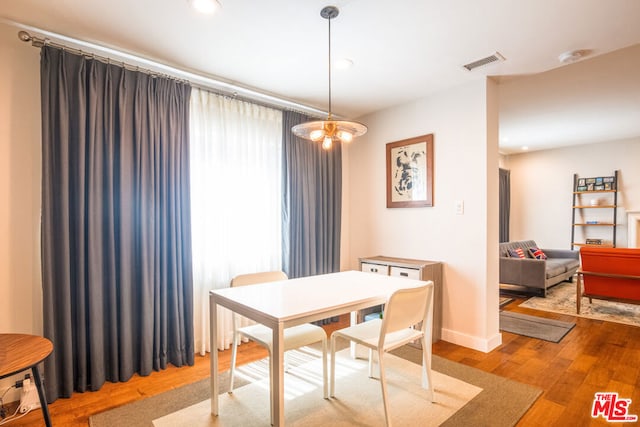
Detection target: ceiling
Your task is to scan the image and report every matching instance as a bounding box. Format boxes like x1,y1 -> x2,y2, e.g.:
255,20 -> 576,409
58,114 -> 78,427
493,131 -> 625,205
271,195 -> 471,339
2,0 -> 640,153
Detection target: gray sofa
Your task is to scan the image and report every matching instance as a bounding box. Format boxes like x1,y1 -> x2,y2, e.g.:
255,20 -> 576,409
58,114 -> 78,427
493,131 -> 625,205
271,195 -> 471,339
499,240 -> 579,296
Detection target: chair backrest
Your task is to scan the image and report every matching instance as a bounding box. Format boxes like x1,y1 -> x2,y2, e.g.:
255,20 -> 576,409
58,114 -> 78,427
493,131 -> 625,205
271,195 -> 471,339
379,283 -> 433,342
230,271 -> 288,288
580,247 -> 640,300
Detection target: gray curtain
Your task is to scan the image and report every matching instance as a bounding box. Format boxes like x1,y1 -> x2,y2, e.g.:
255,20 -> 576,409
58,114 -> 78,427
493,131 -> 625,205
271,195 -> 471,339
282,111 -> 342,278
40,46 -> 194,401
499,168 -> 511,243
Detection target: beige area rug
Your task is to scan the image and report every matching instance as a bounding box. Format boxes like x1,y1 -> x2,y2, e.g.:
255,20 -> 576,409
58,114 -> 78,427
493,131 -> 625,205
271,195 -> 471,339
519,281 -> 640,327
154,348 -> 480,427
90,345 -> 541,427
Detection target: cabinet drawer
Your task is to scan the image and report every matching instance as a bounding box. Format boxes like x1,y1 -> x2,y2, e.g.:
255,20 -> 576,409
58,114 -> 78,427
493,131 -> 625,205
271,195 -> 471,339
361,262 -> 388,275
390,266 -> 420,279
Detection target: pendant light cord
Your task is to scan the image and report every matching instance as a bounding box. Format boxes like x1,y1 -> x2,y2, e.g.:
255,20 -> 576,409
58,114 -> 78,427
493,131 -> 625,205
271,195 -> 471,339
327,15 -> 332,120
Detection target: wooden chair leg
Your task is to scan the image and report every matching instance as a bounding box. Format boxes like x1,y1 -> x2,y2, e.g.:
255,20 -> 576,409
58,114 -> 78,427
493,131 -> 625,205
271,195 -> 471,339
576,274 -> 581,314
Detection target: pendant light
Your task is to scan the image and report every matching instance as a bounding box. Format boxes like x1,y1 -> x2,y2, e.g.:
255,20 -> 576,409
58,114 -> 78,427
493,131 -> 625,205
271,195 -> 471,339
292,5 -> 367,150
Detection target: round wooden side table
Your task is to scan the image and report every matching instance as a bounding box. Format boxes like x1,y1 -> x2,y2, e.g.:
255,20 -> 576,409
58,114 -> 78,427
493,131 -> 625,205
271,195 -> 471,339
0,334 -> 53,427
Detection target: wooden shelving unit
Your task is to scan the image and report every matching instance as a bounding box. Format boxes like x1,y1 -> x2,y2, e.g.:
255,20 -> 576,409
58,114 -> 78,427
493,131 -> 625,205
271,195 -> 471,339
571,170 -> 619,250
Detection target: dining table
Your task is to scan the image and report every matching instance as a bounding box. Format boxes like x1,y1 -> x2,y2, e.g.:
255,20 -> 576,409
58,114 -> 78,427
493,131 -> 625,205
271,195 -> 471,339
209,269 -> 432,426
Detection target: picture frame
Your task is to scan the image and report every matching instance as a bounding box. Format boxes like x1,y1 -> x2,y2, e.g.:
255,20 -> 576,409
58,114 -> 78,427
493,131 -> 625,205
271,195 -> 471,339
577,178 -> 586,186
386,134 -> 434,208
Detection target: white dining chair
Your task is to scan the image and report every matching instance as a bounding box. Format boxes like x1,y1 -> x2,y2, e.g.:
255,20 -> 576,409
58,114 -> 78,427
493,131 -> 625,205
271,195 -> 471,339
330,283 -> 434,427
228,271 -> 329,409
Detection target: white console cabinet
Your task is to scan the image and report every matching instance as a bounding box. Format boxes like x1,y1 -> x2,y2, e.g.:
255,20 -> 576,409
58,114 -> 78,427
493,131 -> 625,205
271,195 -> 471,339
359,256 -> 443,342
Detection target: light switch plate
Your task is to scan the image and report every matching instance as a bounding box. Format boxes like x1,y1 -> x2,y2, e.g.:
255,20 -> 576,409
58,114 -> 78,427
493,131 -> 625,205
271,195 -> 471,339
455,200 -> 464,215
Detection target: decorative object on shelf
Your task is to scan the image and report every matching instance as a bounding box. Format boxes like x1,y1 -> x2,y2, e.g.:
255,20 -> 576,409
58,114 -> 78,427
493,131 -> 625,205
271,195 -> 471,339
571,170 -> 619,250
291,5 -> 367,150
575,176 -> 616,192
585,238 -> 603,245
386,134 -> 434,208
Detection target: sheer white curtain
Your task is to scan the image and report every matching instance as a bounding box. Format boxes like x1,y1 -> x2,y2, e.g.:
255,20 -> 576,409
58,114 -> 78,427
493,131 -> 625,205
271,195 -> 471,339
190,89 -> 283,354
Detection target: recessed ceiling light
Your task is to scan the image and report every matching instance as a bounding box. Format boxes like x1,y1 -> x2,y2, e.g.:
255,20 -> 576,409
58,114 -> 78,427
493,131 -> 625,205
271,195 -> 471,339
189,0 -> 221,15
521,146 -> 529,151
558,49 -> 591,64
334,58 -> 354,70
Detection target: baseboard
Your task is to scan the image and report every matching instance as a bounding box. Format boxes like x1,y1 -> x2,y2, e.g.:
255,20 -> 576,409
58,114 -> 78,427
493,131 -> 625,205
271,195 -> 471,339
440,328 -> 502,353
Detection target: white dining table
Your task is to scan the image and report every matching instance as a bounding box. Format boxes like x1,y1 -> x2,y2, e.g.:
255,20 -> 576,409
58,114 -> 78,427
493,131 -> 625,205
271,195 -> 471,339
209,270 -> 431,426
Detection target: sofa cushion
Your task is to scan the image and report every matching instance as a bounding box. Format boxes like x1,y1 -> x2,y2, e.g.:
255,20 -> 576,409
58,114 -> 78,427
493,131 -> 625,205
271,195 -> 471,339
544,259 -> 568,279
508,248 -> 526,258
500,240 -> 537,257
528,247 -> 547,260
563,258 -> 580,271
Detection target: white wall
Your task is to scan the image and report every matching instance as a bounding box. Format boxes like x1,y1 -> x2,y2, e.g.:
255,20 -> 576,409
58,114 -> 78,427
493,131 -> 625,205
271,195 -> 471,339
0,21 -> 43,398
503,137 -> 640,249
345,79 -> 501,352
0,22 -> 42,334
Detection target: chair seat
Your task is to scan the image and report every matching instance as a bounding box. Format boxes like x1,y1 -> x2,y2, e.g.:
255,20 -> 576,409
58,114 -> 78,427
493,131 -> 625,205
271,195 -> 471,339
333,319 -> 422,351
239,323 -> 327,351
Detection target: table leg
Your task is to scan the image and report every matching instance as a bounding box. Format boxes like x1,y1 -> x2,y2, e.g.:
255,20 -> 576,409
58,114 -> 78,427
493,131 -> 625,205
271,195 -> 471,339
270,324 -> 285,426
210,295 -> 219,416
31,366 -> 51,427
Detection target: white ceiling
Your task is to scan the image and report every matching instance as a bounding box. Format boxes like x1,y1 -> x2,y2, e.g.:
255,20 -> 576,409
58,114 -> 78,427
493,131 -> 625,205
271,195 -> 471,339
2,0 -> 640,152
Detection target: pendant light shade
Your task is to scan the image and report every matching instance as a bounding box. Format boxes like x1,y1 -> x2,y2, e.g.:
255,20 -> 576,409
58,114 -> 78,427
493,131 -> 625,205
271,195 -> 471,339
291,6 -> 367,150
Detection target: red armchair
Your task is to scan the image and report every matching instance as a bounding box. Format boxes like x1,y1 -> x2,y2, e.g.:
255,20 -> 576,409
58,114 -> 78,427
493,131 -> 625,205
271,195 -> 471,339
577,247 -> 640,313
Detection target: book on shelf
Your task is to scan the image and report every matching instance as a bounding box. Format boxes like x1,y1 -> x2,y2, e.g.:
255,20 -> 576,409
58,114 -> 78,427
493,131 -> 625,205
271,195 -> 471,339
585,238 -> 603,245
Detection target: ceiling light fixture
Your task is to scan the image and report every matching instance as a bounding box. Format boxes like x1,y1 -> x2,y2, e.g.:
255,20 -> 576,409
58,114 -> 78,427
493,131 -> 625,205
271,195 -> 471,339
558,49 -> 591,64
189,0 -> 221,15
292,6 -> 367,150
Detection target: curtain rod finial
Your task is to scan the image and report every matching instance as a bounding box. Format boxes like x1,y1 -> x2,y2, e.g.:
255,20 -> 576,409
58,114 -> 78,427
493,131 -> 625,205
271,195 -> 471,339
18,31 -> 31,42
17,31 -> 44,47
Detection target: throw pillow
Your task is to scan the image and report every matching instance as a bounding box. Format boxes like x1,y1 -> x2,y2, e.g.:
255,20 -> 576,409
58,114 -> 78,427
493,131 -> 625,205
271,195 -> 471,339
508,248 -> 526,259
528,247 -> 547,260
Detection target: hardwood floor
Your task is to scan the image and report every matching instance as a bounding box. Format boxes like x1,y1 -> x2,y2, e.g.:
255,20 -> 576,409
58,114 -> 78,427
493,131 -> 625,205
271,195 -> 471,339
4,298 -> 639,426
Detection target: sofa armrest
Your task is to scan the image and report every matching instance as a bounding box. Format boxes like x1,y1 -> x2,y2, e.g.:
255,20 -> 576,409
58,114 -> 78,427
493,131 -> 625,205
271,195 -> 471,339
542,248 -> 579,259
500,257 -> 546,288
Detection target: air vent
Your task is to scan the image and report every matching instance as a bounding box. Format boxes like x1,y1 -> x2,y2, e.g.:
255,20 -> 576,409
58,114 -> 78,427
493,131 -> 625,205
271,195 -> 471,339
463,52 -> 505,71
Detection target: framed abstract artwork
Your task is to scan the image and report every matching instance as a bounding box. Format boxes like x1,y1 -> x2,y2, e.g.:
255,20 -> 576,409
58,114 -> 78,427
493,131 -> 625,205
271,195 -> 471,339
386,134 -> 434,208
